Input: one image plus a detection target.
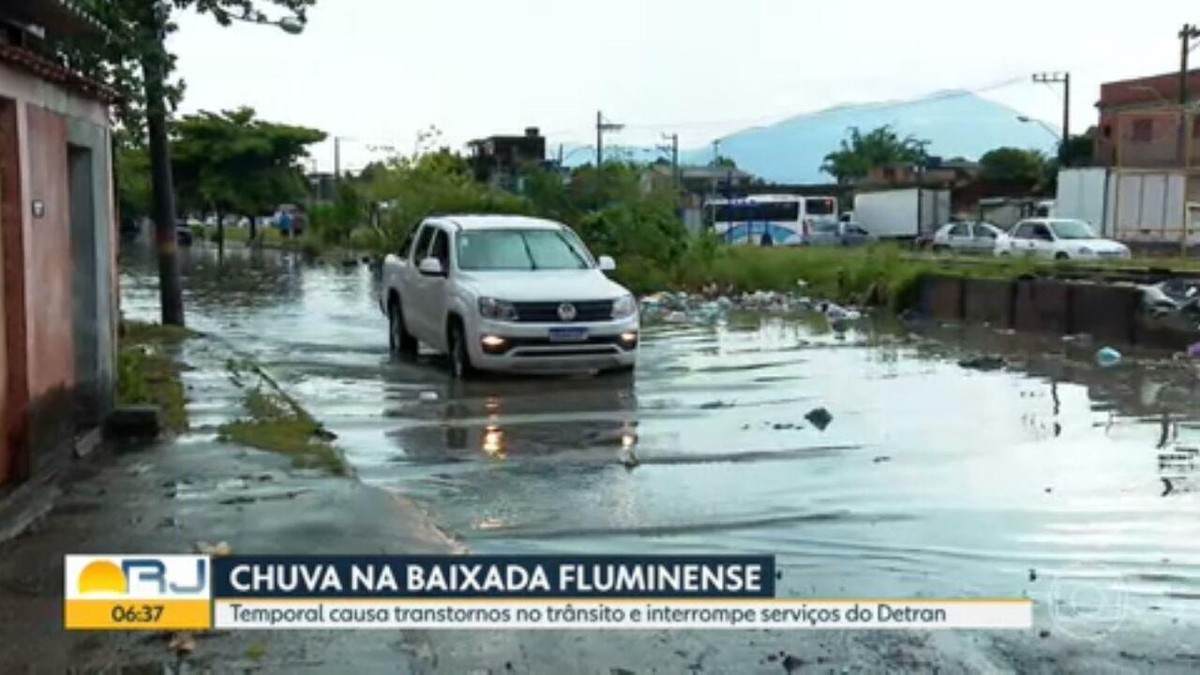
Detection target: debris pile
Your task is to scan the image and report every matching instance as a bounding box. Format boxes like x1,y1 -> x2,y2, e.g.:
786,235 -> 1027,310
1141,279 -> 1200,329
639,287 -> 862,327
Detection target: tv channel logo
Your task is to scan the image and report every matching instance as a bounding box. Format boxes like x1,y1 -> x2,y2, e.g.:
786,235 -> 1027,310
65,555 -> 211,600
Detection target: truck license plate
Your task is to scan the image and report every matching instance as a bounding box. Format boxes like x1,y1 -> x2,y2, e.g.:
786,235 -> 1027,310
548,327 -> 588,342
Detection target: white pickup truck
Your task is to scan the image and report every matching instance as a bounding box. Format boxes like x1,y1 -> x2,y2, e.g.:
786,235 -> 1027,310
379,214 -> 640,378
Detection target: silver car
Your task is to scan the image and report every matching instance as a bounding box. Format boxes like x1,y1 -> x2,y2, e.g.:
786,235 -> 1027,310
803,220 -> 872,247
930,221 -> 1003,254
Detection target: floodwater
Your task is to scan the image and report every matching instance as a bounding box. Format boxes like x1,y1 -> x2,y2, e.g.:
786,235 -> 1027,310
121,243 -> 1200,644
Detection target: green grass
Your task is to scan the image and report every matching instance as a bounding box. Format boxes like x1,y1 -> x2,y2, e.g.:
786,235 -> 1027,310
617,242 -> 1200,311
117,320 -> 190,432
218,388 -> 348,475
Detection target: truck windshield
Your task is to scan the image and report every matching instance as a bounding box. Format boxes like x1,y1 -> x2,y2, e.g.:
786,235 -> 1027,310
1049,220 -> 1096,240
456,229 -> 593,271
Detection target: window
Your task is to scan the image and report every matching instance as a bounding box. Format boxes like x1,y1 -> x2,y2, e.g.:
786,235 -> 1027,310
1132,118 -> 1153,143
804,198 -> 836,216
1012,222 -> 1034,239
712,201 -> 800,222
814,221 -> 838,234
972,223 -> 997,239
949,223 -> 970,237
1103,124 -> 1112,139
412,224 -> 435,261
430,229 -> 450,271
1048,219 -> 1096,240
1031,224 -> 1054,241
456,229 -> 592,271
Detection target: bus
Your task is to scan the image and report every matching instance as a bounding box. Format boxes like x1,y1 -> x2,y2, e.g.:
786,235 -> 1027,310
702,194 -> 839,245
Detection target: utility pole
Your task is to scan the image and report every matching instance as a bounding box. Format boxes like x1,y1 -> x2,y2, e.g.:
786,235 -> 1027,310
657,133 -> 679,192
1180,24 -> 1200,104
140,0 -> 184,326
1033,72 -> 1071,144
595,111 -> 623,167
334,136 -> 342,184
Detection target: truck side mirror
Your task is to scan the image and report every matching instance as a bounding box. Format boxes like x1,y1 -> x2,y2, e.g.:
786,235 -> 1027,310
418,257 -> 445,276
598,255 -> 617,271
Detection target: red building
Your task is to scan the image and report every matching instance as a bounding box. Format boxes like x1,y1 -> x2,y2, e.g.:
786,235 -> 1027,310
1095,69 -> 1200,168
0,1 -> 118,490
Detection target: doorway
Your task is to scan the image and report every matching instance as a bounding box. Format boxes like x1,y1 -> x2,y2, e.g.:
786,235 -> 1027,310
68,143 -> 100,427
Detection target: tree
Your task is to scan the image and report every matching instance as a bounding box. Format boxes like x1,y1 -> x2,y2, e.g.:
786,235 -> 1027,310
1058,132 -> 1095,168
978,147 -> 1046,188
54,1 -> 317,326
821,125 -> 929,184
170,107 -> 325,240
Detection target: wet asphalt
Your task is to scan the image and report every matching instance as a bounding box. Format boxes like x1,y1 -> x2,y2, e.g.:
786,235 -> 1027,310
117,243 -> 1200,659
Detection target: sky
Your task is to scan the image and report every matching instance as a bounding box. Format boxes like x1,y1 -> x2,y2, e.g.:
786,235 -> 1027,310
169,0 -> 1200,173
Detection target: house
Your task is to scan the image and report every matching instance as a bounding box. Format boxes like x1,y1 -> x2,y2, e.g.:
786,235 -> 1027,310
0,1 -> 118,489
1094,69 -> 1200,168
467,127 -> 547,191
855,159 -> 981,189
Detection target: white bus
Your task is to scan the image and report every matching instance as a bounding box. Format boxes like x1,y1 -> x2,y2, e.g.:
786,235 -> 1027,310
703,194 -> 840,245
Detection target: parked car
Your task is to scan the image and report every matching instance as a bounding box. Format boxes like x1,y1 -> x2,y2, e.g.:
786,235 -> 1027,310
930,220 -> 1003,254
803,220 -> 872,247
176,223 -> 193,247
379,215 -> 639,378
993,218 -> 1130,260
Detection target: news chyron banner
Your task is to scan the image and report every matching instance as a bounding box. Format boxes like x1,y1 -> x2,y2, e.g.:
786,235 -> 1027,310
65,555 -> 1032,630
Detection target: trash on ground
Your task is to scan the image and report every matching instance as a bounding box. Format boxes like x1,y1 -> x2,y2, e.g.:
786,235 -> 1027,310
1187,342 -> 1200,359
169,631 -> 196,655
194,540 -> 232,556
418,391 -> 439,402
1095,346 -> 1123,368
805,407 -> 833,431
957,355 -> 1005,371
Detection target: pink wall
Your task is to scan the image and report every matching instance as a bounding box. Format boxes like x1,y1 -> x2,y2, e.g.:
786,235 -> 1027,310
23,104 -> 74,398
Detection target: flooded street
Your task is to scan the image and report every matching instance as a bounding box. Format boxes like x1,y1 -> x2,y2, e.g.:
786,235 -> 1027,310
122,244 -> 1200,646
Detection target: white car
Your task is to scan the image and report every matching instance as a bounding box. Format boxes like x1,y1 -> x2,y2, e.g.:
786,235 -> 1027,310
379,215 -> 639,377
994,218 -> 1131,260
930,220 -> 1003,254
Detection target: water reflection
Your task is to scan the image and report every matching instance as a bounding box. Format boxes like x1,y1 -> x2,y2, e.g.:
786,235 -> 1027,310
117,247 -> 1200,625
383,372 -> 638,463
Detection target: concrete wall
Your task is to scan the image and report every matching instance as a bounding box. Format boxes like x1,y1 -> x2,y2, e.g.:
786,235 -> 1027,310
920,275 -> 1194,351
0,59 -> 115,486
23,103 -> 74,399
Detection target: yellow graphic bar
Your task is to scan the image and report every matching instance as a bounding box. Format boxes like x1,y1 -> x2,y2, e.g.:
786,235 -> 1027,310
65,599 -> 211,630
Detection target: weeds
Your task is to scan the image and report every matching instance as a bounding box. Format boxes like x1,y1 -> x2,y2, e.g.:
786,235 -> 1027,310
218,388 -> 347,476
117,320 -> 190,432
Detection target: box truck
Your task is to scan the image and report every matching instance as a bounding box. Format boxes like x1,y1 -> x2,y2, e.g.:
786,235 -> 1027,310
1055,167 -> 1200,241
853,188 -> 951,240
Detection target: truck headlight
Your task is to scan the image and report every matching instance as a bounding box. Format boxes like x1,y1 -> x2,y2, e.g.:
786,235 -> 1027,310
612,294 -> 637,319
478,297 -> 518,321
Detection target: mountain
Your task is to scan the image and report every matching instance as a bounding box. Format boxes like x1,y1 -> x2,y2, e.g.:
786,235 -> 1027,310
563,91 -> 1059,184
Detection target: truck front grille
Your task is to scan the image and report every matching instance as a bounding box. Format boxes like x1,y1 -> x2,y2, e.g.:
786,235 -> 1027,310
512,300 -> 613,323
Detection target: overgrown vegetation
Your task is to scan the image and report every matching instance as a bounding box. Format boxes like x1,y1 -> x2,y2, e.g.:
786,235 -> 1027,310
218,361 -> 347,475
117,320 -> 193,432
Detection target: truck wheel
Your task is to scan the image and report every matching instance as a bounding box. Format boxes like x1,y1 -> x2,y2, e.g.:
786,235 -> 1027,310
448,321 -> 476,380
388,298 -> 418,358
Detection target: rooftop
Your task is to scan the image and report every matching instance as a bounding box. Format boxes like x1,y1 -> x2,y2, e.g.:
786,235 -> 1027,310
434,215 -> 566,231
3,0 -> 108,38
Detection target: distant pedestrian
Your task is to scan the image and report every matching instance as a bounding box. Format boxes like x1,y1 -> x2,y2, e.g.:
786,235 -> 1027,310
279,211 -> 294,239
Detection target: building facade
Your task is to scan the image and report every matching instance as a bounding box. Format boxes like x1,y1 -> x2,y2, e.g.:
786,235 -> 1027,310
0,1 -> 117,488
467,127 -> 547,191
1095,69 -> 1200,168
